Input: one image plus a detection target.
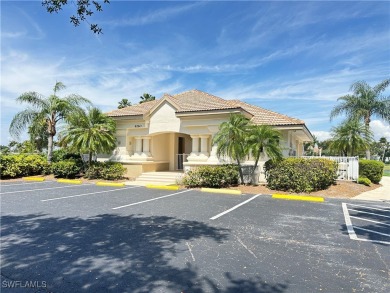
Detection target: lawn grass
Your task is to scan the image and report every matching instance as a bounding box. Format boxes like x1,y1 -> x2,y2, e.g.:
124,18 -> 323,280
383,164 -> 390,176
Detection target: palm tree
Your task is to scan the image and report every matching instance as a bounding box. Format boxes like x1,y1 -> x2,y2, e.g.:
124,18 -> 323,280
139,93 -> 156,104
60,107 -> 116,165
9,82 -> 91,162
118,98 -> 132,109
330,119 -> 373,156
330,79 -> 390,159
212,114 -> 251,183
247,124 -> 283,180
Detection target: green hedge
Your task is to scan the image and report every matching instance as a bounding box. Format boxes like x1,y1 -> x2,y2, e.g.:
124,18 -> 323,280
358,176 -> 371,186
0,154 -> 50,178
84,162 -> 126,180
266,158 -> 338,193
182,165 -> 239,188
51,159 -> 82,179
359,160 -> 384,184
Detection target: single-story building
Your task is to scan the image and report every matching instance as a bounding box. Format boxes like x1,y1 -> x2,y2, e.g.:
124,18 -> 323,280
105,89 -> 313,182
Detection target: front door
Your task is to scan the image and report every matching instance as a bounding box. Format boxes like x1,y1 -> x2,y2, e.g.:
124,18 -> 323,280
177,137 -> 185,170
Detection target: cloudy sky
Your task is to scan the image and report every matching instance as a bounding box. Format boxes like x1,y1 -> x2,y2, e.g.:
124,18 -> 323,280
1,0 -> 389,145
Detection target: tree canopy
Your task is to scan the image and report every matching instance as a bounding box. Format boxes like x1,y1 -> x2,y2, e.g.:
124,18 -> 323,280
42,0 -> 110,34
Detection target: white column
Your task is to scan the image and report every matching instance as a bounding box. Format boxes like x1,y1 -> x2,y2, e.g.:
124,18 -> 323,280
142,137 -> 151,157
135,137 -> 142,153
200,135 -> 209,156
192,136 -> 199,153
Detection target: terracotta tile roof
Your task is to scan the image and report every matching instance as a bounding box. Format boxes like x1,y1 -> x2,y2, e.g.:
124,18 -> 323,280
106,99 -> 159,117
106,89 -> 304,126
228,100 -> 304,126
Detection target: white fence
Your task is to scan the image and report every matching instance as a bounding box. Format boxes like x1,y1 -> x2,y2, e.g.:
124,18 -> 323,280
301,156 -> 359,181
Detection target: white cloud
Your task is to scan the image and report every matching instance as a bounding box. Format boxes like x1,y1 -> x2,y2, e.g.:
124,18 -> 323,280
311,131 -> 332,141
370,120 -> 390,141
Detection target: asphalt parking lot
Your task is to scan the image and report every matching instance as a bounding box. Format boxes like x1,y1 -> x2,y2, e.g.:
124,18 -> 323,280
1,180 -> 389,293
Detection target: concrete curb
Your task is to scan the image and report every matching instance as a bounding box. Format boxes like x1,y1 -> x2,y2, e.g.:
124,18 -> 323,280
272,194 -> 324,202
23,177 -> 45,182
201,188 -> 242,195
146,185 -> 180,190
96,182 -> 125,187
57,179 -> 83,184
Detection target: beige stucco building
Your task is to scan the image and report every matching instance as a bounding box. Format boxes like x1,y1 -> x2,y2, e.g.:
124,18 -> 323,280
105,90 -> 313,180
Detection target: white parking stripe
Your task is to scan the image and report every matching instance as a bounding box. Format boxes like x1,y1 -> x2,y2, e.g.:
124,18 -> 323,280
349,216 -> 390,227
342,203 -> 358,240
210,194 -> 260,220
0,185 -> 84,195
348,208 -> 390,219
347,203 -> 390,212
0,181 -> 54,187
112,189 -> 191,210
41,186 -> 141,202
353,226 -> 390,238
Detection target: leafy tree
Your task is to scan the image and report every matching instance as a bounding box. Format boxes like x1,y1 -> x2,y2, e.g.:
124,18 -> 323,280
379,137 -> 390,162
139,93 -> 156,104
9,82 -> 91,163
330,79 -> 390,159
247,124 -> 283,177
28,117 -> 49,152
330,119 -> 373,156
42,0 -> 110,34
0,145 -> 10,154
118,98 -> 132,109
60,107 -> 116,165
212,114 -> 251,183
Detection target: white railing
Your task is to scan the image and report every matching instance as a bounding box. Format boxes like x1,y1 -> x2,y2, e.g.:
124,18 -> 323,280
301,156 -> 359,181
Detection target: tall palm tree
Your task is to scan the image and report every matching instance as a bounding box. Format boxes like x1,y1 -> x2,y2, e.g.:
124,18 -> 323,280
247,124 -> 283,179
330,79 -> 390,159
330,119 -> 373,156
9,82 -> 91,162
118,98 -> 132,109
60,107 -> 116,165
212,114 -> 251,183
139,93 -> 156,104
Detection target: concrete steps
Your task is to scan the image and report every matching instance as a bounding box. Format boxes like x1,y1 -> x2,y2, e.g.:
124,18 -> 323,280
125,171 -> 184,186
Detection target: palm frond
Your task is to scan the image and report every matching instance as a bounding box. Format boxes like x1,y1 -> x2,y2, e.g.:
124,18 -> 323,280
16,92 -> 48,110
9,109 -> 39,138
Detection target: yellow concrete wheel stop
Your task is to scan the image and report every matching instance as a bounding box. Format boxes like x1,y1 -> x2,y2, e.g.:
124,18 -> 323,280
201,188 -> 241,195
272,194 -> 324,202
57,179 -> 82,184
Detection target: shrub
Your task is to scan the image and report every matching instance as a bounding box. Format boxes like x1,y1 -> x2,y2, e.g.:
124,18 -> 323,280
51,159 -> 81,178
358,176 -> 371,186
266,158 -> 338,193
182,164 -> 239,188
359,160 -> 384,184
0,154 -> 50,178
84,162 -> 126,180
52,149 -> 84,169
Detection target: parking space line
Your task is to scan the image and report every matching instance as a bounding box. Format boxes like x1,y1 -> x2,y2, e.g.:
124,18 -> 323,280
348,208 -> 390,219
112,189 -> 191,210
353,226 -> 390,238
0,184 -> 85,195
210,194 -> 260,220
349,216 -> 390,227
0,181 -> 54,187
41,186 -> 141,202
342,203 -> 358,240
347,203 -> 390,212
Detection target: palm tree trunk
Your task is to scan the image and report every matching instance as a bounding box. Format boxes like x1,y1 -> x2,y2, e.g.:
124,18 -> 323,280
236,158 -> 245,184
47,134 -> 54,163
89,152 -> 93,165
365,117 -> 371,160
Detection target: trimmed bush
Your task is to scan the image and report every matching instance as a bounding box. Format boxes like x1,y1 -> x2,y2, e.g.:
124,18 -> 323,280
359,160 -> 384,184
182,164 -> 239,188
0,154 -> 49,178
266,158 -> 338,193
358,176 -> 371,186
51,159 -> 81,178
84,162 -> 126,180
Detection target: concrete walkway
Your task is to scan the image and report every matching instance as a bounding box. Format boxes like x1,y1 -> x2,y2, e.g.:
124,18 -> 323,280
352,176 -> 390,202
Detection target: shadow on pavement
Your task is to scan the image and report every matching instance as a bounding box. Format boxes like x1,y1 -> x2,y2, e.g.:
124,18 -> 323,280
1,213 -> 288,292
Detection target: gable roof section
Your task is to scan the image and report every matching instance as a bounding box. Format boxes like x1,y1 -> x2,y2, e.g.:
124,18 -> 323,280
106,89 -> 304,126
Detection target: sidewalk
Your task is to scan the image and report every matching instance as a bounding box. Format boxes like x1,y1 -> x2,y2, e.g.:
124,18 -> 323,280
352,176 -> 390,202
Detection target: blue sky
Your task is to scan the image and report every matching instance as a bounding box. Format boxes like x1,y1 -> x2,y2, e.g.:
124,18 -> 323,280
1,0 -> 390,145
